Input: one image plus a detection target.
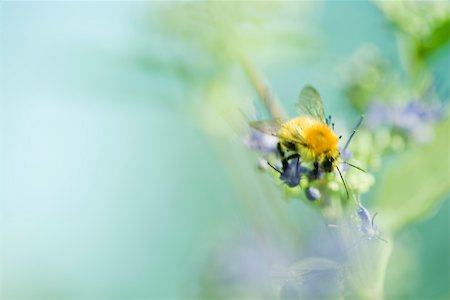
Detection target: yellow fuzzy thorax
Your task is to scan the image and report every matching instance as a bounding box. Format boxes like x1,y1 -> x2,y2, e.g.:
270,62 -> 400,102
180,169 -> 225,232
279,116 -> 339,162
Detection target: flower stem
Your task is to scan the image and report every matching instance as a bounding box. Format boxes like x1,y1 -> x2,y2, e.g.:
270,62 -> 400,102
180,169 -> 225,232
239,57 -> 287,120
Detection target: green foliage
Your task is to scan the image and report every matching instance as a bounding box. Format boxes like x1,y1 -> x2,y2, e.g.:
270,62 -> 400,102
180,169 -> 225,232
376,1 -> 450,90
415,18 -> 450,60
345,239 -> 393,300
341,46 -> 399,113
373,118 -> 450,234
150,2 -> 450,299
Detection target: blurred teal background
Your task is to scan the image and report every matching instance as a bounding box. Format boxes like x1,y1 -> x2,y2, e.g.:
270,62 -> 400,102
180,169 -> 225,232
1,2 -> 448,299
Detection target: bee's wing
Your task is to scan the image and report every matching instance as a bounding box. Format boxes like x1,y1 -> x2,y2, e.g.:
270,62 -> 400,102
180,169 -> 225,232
295,85 -> 325,122
249,119 -> 284,136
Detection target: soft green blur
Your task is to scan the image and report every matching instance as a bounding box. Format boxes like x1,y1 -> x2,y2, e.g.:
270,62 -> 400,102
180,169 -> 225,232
1,2 -> 449,300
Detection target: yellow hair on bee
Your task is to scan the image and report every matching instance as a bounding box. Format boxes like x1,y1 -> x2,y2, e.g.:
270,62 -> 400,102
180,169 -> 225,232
278,116 -> 339,162
303,122 -> 338,155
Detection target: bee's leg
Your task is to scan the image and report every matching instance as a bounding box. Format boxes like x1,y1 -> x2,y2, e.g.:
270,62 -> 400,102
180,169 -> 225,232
267,162 -> 282,174
310,161 -> 320,180
276,142 -> 285,157
281,155 -> 289,171
285,154 -> 299,161
278,154 -> 298,171
276,143 -> 290,170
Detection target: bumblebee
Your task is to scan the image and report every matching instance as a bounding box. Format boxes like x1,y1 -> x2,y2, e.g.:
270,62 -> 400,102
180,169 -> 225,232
251,86 -> 341,170
251,85 -> 363,196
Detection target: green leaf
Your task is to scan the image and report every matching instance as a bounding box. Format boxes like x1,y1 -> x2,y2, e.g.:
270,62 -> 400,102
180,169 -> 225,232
416,18 -> 450,60
345,238 -> 393,300
373,118 -> 450,234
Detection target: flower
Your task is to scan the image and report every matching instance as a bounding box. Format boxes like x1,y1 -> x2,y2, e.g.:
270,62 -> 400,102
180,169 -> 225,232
199,232 -> 291,299
279,159 -> 302,187
270,156 -> 308,188
338,147 -> 353,173
365,100 -> 442,142
305,186 -> 321,201
355,203 -> 386,242
243,129 -> 279,155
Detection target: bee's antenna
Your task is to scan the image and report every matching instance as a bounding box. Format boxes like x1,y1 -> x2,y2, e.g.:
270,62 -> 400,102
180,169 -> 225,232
267,162 -> 282,174
344,115 -> 364,151
344,161 -> 367,173
336,165 -> 349,199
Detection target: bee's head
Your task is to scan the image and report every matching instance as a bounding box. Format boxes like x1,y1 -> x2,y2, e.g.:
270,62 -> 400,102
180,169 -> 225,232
321,151 -> 340,173
321,156 -> 334,173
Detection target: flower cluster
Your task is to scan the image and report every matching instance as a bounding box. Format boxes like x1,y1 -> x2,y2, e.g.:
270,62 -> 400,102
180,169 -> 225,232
365,100 -> 443,143
243,127 -> 373,205
243,129 -> 278,156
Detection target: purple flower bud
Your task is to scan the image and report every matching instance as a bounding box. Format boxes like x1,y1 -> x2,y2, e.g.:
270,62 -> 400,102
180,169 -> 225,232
272,156 -> 308,188
308,167 -> 323,181
339,148 -> 353,162
365,100 -> 443,142
356,204 -> 371,225
243,129 -> 278,155
356,203 -> 387,242
339,148 -> 353,173
305,187 -> 321,201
